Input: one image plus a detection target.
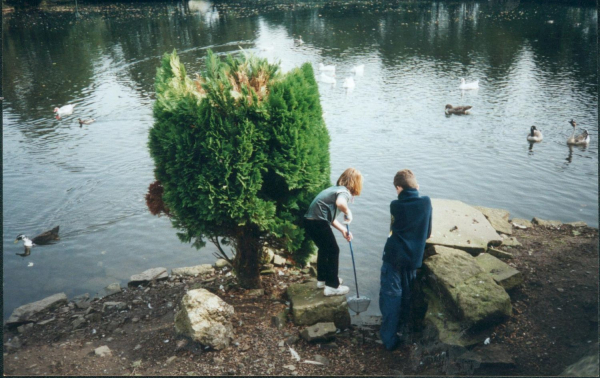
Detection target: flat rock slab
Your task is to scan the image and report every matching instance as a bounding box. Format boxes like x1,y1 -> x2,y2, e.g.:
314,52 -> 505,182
511,218 -> 532,228
428,199 -> 502,253
566,221 -> 588,228
532,217 -> 562,228
457,344 -> 516,369
487,248 -> 514,260
97,283 -> 122,298
128,267 -> 168,287
7,293 -> 68,326
499,235 -> 521,247
424,246 -> 511,327
172,264 -> 214,277
273,255 -> 287,267
300,322 -> 337,342
561,352 -> 599,376
287,282 -> 351,330
475,253 -> 523,290
473,206 -> 512,235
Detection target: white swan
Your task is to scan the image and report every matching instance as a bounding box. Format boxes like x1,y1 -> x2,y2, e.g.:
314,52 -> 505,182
350,64 -> 364,76
567,119 -> 590,145
342,77 -> 355,88
54,104 -> 76,119
294,35 -> 304,45
318,63 -> 336,74
319,73 -> 336,85
526,126 -> 543,142
459,78 -> 479,90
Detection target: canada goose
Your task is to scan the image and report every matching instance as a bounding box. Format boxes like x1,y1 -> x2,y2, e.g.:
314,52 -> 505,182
527,126 -> 543,142
459,78 -> 479,90
445,104 -> 472,115
54,104 -> 76,119
567,119 -> 590,145
78,118 -> 95,127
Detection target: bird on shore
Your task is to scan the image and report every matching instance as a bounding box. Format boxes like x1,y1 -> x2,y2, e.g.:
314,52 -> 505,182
566,119 -> 590,145
445,104 -> 472,115
54,104 -> 76,119
527,126 -> 544,142
459,78 -> 479,90
78,118 -> 95,127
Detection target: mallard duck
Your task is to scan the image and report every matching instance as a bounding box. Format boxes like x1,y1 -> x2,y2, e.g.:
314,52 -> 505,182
567,119 -> 590,145
319,72 -> 336,85
78,118 -> 95,127
527,126 -> 543,142
15,226 -> 60,246
54,104 -> 76,119
459,78 -> 479,90
445,104 -> 472,115
343,77 -> 355,88
318,63 -> 336,74
351,64 -> 364,76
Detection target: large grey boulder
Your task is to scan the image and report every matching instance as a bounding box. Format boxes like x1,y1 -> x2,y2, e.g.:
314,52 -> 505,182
561,352 -> 599,376
427,199 -> 502,254
172,264 -> 214,277
475,253 -> 523,290
128,267 -> 168,287
473,206 -> 512,235
6,293 -> 68,326
174,289 -> 234,350
286,282 -> 351,330
423,246 -> 512,328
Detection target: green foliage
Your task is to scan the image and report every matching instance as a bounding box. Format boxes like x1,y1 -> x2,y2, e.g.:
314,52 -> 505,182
149,49 -> 330,274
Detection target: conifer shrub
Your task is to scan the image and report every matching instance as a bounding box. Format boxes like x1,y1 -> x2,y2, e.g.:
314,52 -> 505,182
149,50 -> 330,288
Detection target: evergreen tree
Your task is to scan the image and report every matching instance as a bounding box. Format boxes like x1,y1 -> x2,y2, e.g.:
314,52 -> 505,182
149,50 -> 330,288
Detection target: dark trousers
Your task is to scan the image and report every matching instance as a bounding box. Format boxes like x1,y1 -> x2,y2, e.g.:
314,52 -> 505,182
379,261 -> 416,350
304,219 -> 341,288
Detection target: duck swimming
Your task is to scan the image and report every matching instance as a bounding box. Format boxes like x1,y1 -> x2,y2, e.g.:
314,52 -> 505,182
459,78 -> 479,90
445,104 -> 472,115
54,104 -> 76,119
319,72 -> 336,85
78,118 -> 95,127
527,126 -> 543,142
567,119 -> 590,145
15,226 -> 60,246
318,63 -> 336,74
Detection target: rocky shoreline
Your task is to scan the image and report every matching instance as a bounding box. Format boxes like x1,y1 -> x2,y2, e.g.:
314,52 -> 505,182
3,202 -> 599,376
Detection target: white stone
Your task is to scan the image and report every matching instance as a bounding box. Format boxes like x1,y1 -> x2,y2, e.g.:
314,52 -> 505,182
273,255 -> 287,267
172,264 -> 214,277
128,268 -> 168,286
95,346 -> 112,357
174,289 -> 235,350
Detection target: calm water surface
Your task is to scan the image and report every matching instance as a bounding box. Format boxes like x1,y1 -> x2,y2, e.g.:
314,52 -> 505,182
3,0 -> 597,319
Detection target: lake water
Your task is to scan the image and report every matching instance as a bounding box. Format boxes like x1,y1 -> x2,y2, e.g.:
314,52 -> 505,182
3,0 -> 597,319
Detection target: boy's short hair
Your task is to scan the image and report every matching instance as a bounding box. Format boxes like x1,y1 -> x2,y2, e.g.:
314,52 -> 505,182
337,168 -> 363,196
393,169 -> 418,189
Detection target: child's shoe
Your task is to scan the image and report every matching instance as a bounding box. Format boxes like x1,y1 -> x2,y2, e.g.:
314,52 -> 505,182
317,278 -> 343,289
323,285 -> 350,296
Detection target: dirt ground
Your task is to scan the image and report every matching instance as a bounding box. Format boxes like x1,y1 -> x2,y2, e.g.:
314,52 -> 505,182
3,223 -> 598,376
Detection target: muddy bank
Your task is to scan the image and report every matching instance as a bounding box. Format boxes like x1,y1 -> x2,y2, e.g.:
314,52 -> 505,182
3,223 -> 598,376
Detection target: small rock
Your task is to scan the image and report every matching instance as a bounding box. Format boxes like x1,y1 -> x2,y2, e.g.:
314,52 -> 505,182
166,356 -> 177,365
134,344 -> 142,350
132,317 -> 140,323
283,364 -> 296,371
17,323 -> 34,334
215,259 -> 231,269
273,255 -> 287,267
95,346 -> 112,357
260,268 -> 275,275
286,335 -> 300,345
176,339 -> 189,350
37,317 -> 56,326
314,355 -> 329,366
71,317 -> 86,330
300,322 -> 337,342
247,289 -> 264,297
85,313 -> 102,323
102,302 -> 127,314
132,360 -> 142,368
213,357 -> 224,364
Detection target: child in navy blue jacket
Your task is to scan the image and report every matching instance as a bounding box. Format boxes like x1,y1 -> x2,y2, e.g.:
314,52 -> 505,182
379,169 -> 432,350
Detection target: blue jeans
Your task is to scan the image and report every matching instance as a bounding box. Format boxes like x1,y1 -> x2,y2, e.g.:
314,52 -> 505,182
379,261 -> 416,350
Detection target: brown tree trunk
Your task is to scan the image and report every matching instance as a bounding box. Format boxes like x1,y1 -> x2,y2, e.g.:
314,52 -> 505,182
233,224 -> 262,289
